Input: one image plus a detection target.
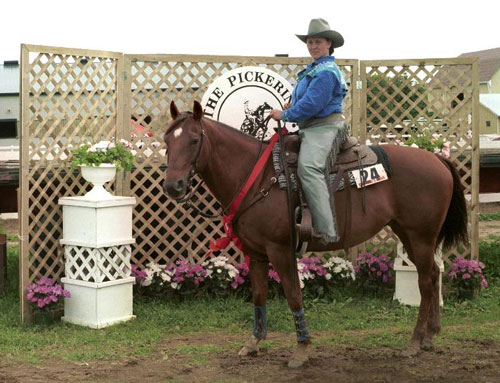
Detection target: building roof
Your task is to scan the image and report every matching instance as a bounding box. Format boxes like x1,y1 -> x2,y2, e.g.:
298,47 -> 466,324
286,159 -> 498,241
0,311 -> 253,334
480,93 -> 500,117
0,62 -> 19,94
458,47 -> 500,83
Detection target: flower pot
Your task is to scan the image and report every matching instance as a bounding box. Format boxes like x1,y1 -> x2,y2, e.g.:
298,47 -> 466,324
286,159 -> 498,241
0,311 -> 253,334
80,164 -> 117,200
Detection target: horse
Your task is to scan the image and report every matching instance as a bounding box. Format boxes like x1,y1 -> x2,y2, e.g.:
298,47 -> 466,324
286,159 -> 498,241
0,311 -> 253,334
162,100 -> 468,368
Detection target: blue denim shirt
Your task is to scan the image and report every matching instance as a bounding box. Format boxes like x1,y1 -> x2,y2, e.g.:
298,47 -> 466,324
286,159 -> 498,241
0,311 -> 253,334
282,56 -> 346,123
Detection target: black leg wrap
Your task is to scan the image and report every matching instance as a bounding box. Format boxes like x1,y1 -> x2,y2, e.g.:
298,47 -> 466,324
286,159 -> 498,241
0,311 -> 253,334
253,306 -> 267,340
292,308 -> 311,342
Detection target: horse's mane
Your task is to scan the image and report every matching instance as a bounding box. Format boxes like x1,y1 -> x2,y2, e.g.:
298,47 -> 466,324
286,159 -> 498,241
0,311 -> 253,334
165,112 -> 262,143
206,118 -> 261,142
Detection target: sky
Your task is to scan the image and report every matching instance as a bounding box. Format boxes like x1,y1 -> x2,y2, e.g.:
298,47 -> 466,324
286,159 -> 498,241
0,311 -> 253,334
1,0 -> 499,63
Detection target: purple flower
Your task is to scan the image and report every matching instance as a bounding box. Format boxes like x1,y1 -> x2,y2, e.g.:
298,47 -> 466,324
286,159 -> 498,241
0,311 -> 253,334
355,253 -> 394,285
26,277 -> 71,310
448,257 -> 488,291
268,268 -> 281,283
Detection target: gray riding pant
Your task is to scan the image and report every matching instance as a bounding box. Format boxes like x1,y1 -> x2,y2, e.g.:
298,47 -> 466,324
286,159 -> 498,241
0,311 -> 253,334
297,123 -> 343,242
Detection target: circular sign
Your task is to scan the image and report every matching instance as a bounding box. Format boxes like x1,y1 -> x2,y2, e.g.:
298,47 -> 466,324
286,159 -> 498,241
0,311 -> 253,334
201,66 -> 297,139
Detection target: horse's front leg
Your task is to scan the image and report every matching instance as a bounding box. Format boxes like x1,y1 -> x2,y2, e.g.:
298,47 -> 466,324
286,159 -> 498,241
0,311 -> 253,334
238,256 -> 269,356
268,243 -> 311,368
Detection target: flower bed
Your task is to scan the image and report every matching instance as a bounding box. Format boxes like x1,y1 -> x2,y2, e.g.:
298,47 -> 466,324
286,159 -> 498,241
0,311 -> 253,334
132,255 -> 356,299
131,252 -> 489,301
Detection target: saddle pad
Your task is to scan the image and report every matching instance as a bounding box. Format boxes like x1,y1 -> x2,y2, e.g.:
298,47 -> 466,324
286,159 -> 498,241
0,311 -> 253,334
272,144 -> 391,192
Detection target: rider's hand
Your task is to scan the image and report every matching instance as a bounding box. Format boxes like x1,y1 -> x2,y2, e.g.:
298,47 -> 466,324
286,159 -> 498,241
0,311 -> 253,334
270,109 -> 282,121
283,103 -> 291,110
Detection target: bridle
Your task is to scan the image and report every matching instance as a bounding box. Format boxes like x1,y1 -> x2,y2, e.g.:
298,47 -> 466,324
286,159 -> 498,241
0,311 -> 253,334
165,114 -> 274,219
165,116 -> 222,218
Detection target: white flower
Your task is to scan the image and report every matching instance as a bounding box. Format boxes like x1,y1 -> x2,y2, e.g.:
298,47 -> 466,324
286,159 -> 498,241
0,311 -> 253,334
160,272 -> 171,283
217,269 -> 222,273
325,273 -> 332,280
333,266 -> 342,274
142,274 -> 152,287
119,139 -> 133,149
90,140 -> 111,152
410,143 -> 419,148
171,282 -> 179,290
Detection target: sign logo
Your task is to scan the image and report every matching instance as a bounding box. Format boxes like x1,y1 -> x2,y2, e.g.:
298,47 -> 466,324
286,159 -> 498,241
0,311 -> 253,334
201,66 -> 297,139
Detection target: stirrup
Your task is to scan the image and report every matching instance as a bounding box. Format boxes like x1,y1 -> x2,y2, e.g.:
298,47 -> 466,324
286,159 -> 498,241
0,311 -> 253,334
295,207 -> 313,241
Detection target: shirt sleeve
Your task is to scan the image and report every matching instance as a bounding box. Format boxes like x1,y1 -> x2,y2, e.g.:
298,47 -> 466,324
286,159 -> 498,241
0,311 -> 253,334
282,71 -> 337,123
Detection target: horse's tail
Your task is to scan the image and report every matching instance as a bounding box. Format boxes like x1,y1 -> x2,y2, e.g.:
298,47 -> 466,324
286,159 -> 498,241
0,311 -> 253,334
436,155 -> 468,250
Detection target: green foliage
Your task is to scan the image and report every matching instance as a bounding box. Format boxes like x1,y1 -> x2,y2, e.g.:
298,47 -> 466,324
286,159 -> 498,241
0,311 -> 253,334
367,72 -> 432,125
404,128 -> 445,152
70,142 -> 134,171
479,213 -> 500,221
479,239 -> 500,282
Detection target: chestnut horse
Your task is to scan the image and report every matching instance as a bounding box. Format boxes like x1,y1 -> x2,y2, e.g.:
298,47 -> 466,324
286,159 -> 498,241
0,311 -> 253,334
162,101 -> 467,368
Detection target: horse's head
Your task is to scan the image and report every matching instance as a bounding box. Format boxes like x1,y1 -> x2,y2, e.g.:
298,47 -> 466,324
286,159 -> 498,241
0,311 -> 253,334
162,101 -> 206,200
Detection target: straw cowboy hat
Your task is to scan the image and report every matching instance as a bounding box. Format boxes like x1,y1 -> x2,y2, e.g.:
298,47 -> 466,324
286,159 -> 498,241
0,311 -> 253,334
296,18 -> 344,54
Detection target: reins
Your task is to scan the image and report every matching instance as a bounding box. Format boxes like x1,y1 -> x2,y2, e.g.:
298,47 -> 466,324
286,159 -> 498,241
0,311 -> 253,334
166,115 -> 294,266
173,117 -> 269,220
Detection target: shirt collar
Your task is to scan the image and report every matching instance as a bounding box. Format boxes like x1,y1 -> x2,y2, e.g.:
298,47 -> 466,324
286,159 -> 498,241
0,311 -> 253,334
311,55 -> 335,67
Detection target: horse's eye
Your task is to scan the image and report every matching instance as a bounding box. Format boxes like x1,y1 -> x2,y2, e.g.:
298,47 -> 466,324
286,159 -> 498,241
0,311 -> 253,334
191,138 -> 199,145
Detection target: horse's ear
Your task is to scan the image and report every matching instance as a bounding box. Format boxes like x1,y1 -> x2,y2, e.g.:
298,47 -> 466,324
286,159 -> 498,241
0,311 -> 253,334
193,100 -> 204,121
170,101 -> 180,120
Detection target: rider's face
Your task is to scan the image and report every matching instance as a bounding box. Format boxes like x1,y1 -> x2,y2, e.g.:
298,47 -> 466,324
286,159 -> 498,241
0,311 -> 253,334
306,37 -> 331,60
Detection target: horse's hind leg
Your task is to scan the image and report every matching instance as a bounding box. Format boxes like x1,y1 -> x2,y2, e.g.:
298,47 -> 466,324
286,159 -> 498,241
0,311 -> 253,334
391,222 -> 439,354
238,256 -> 269,357
407,236 -> 437,353
423,260 -> 441,350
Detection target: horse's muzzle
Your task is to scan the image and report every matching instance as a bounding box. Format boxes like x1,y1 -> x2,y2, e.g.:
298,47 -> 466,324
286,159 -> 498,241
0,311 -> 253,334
163,178 -> 187,200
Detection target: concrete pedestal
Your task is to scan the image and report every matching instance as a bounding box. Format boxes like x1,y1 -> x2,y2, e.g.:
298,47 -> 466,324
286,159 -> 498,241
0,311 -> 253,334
59,196 -> 136,328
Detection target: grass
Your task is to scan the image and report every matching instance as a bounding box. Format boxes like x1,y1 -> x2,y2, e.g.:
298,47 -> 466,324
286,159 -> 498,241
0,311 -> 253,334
1,242 -> 500,365
479,213 -> 500,221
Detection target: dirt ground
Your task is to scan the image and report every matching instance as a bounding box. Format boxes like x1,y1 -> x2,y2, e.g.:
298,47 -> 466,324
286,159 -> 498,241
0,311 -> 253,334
1,332 -> 500,383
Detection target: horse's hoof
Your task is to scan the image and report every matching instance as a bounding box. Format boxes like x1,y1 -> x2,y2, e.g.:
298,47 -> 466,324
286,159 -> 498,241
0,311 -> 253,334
420,341 -> 434,352
238,345 -> 258,357
287,355 -> 308,369
400,345 -> 420,358
287,344 -> 309,368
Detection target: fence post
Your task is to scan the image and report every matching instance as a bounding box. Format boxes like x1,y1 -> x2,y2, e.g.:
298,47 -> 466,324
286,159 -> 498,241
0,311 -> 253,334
0,234 -> 6,293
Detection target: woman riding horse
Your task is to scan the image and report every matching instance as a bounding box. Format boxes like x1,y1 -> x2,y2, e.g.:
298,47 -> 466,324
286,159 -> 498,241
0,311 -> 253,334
270,18 -> 348,246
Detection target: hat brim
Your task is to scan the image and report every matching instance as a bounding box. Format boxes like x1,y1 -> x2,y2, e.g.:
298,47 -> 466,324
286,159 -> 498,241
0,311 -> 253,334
296,30 -> 344,48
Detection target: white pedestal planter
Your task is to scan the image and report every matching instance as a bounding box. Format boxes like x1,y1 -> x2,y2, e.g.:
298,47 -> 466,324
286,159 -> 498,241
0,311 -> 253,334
61,277 -> 135,328
59,196 -> 136,328
394,243 -> 444,307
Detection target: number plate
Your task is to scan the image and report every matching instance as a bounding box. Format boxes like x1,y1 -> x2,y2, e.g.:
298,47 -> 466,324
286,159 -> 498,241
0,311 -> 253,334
350,164 -> 388,188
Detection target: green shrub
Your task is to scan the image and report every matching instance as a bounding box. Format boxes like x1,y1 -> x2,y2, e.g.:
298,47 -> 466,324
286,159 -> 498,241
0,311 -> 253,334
480,239 -> 500,282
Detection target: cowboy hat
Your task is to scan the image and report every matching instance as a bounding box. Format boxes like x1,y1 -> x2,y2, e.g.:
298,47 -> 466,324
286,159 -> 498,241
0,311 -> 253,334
296,18 -> 344,53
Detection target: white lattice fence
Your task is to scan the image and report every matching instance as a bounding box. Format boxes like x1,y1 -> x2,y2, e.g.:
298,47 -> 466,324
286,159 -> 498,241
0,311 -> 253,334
64,245 -> 132,283
360,59 -> 479,262
20,45 -> 125,321
125,55 -> 359,267
20,46 -> 478,323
